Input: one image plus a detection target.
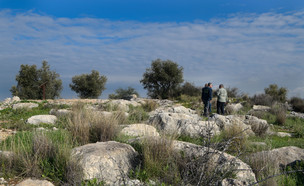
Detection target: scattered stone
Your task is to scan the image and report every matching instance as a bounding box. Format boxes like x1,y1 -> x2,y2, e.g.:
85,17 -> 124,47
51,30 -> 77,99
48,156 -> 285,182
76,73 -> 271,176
252,105 -> 271,111
249,142 -> 267,146
276,132 -> 293,137
27,115 -> 57,125
289,111 -> 304,119
16,178 -> 54,186
72,141 -> 138,185
49,109 -> 71,117
12,103 -> 39,110
120,124 -> 159,137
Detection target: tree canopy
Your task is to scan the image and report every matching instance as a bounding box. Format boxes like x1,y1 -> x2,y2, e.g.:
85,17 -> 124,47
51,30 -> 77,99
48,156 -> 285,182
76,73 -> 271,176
10,61 -> 62,99
108,87 -> 139,99
140,59 -> 184,99
69,70 -> 107,99
264,84 -> 287,103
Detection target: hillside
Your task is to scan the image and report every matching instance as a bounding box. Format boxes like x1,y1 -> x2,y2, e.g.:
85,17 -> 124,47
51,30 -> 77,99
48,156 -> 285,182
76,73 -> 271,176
0,96 -> 303,185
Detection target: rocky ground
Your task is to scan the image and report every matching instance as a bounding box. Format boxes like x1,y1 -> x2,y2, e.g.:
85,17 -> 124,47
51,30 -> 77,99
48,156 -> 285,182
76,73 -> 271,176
0,97 -> 303,185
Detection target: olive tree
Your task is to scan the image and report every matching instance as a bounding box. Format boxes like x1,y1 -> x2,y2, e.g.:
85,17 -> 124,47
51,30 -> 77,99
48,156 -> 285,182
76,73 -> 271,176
140,59 -> 184,99
264,84 -> 287,103
108,87 -> 139,99
10,61 -> 62,99
69,70 -> 107,99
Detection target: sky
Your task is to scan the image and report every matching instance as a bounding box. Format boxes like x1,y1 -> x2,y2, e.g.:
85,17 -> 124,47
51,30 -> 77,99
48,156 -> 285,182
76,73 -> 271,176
0,0 -> 304,100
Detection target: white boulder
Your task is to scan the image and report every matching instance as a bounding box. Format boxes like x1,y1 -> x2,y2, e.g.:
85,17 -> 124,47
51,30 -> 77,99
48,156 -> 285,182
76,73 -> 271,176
120,124 -> 159,137
71,141 -> 138,185
27,115 -> 57,125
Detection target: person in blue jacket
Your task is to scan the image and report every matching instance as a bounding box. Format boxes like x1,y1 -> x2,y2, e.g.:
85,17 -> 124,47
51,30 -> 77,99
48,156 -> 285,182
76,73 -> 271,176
201,82 -> 213,116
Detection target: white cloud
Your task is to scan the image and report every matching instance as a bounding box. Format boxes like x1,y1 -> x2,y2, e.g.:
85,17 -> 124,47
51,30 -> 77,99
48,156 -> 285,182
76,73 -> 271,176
0,9 -> 304,99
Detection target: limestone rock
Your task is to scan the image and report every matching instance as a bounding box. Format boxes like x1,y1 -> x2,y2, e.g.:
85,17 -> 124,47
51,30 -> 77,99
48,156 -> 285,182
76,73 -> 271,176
149,105 -> 220,137
276,132 -> 293,137
27,115 -> 57,125
250,146 -> 304,168
49,109 -> 71,117
121,124 -> 159,137
252,105 -> 271,111
72,141 -> 138,185
0,96 -> 21,110
16,178 -> 54,186
211,114 -> 270,136
12,102 -> 39,110
172,140 -> 256,185
225,103 -> 243,114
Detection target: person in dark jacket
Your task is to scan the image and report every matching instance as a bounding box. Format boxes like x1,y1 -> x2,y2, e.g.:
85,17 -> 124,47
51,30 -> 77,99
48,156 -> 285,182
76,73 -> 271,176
201,82 -> 213,116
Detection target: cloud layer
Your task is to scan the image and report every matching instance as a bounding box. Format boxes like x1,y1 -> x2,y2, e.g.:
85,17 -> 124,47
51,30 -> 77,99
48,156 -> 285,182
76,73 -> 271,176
1,10 -> 304,99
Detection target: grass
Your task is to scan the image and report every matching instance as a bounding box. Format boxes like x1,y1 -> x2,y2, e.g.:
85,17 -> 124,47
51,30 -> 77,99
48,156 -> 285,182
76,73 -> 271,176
0,102 -> 52,130
247,135 -> 304,150
130,136 -> 181,185
65,102 -> 120,145
0,130 -> 81,185
1,96 -> 304,185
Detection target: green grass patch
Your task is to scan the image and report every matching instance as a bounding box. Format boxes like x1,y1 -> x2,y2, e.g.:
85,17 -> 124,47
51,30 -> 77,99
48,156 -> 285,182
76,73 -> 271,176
127,105 -> 149,124
0,130 -> 80,185
247,135 -> 304,150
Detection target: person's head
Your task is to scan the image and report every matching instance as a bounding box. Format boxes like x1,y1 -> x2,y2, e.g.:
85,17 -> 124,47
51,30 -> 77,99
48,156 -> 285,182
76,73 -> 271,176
219,84 -> 224,88
204,83 -> 208,87
208,82 -> 213,88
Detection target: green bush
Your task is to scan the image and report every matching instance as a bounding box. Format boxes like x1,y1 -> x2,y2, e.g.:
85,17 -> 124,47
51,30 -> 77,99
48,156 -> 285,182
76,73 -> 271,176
290,97 -> 304,113
108,87 -> 139,99
70,70 -> 107,99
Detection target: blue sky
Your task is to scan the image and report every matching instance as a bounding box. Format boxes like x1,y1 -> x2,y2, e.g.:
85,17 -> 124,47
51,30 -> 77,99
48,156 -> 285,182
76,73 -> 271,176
1,0 -> 304,100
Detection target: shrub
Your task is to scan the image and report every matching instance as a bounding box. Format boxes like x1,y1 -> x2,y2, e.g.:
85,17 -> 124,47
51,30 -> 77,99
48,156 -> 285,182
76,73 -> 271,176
180,82 -> 201,97
290,97 -> 304,113
271,104 -> 287,125
127,105 -> 149,124
70,70 -> 107,99
108,87 -> 139,99
142,100 -> 159,112
221,124 -> 248,154
66,103 -> 120,145
252,93 -> 274,106
264,84 -> 287,103
244,150 -> 280,186
132,136 -> 180,184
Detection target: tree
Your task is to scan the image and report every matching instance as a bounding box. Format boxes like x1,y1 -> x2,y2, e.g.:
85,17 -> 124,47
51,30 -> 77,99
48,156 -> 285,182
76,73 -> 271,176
180,82 -> 201,97
69,70 -> 107,99
108,87 -> 139,99
140,59 -> 184,99
10,61 -> 62,99
264,84 -> 287,103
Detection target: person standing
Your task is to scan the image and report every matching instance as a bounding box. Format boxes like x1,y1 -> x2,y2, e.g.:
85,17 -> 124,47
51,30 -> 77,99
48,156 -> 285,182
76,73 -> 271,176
201,82 -> 213,116
217,84 -> 228,115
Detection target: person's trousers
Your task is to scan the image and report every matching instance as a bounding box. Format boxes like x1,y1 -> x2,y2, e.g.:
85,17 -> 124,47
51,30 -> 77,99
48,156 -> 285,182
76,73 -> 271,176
217,101 -> 225,115
203,100 -> 211,116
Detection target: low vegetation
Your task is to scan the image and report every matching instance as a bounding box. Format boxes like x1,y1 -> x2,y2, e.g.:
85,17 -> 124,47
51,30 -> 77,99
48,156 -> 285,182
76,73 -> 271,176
0,85 -> 303,185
